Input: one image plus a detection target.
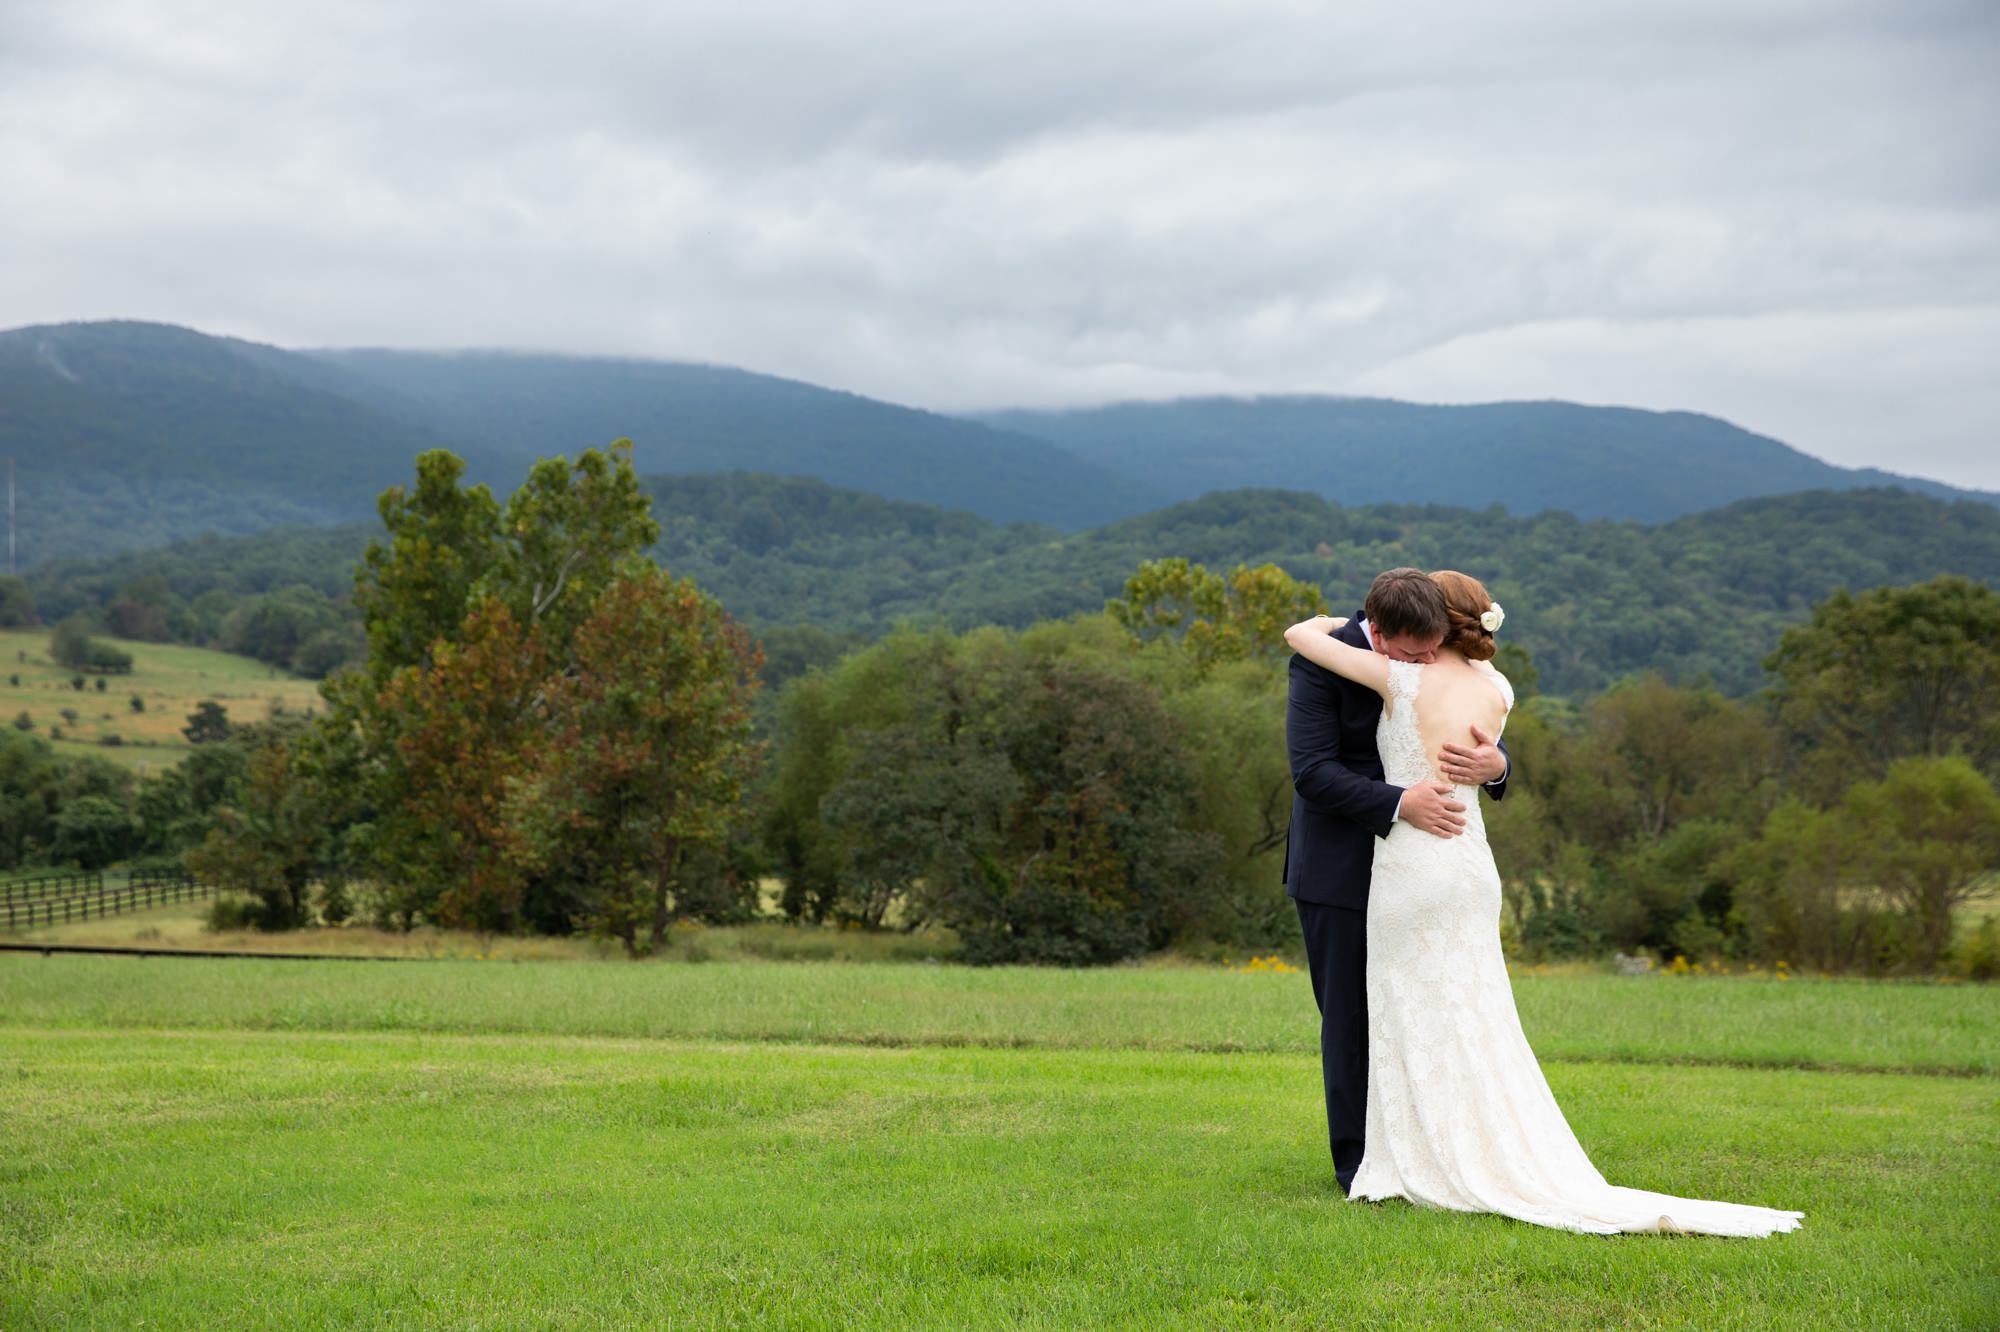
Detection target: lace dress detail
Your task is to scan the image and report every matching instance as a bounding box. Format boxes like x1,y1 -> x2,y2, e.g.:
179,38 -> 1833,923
1348,659 -> 1803,1237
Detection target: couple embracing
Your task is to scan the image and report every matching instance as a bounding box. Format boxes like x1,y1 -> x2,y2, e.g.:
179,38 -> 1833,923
1282,567 -> 1802,1237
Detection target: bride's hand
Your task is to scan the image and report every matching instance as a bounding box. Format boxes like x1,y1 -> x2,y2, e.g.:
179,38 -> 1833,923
1319,615 -> 1348,631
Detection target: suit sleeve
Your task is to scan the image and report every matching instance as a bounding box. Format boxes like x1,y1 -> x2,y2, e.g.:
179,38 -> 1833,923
1484,738 -> 1513,802
1286,653 -> 1402,839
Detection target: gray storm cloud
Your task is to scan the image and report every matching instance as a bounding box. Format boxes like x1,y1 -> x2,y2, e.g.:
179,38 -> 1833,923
2,0 -> 1996,485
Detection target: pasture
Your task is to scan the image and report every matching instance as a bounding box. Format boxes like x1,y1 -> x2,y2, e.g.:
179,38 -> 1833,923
0,628 -> 321,771
2,956 -> 1994,1328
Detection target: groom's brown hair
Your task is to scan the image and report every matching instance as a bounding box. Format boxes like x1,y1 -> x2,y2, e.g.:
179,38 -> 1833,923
1364,568 -> 1448,640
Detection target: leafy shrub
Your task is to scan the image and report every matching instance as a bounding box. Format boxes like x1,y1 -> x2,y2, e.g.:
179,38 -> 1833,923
1953,916 -> 2000,981
204,895 -> 263,931
316,878 -> 354,926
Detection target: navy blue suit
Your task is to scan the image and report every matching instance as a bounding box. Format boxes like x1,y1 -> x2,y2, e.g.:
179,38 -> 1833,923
1284,615 -> 1510,1191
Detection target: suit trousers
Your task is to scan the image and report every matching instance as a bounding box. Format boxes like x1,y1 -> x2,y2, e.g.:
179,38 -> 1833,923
1295,896 -> 1367,1193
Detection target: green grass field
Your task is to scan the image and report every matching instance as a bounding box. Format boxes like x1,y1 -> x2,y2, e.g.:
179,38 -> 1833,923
0,628 -> 322,771
3,956 -> 1995,1328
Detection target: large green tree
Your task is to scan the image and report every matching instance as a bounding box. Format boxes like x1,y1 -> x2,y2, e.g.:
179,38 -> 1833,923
1766,575 -> 2000,793
324,440 -> 669,930
1107,557 -> 1325,671
352,450 -> 504,683
765,619 -> 1221,964
184,719 -> 327,929
1841,757 -> 2000,970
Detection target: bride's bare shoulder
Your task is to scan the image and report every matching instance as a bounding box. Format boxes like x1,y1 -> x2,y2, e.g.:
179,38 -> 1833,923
1425,658 -> 1510,721
1470,658 -> 1515,712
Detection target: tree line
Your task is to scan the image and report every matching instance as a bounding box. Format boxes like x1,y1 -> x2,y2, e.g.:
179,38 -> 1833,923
13,473 -> 2000,697
2,449 -> 1995,974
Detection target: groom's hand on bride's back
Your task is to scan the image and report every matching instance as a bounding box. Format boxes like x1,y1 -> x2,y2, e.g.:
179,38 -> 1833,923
1399,783 -> 1467,838
1438,726 -> 1508,786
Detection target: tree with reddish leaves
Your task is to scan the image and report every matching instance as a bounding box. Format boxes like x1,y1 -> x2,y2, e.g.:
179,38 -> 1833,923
367,598 -> 550,932
511,563 -> 763,955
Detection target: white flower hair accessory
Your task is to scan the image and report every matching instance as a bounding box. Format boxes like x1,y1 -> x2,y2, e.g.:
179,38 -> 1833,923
1479,603 -> 1505,634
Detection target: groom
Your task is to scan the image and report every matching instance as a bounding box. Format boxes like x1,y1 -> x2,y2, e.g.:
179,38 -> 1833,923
1284,567 -> 1511,1193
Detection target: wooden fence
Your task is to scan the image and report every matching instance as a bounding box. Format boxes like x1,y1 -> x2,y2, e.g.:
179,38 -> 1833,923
0,871 -> 105,907
0,871 -> 213,932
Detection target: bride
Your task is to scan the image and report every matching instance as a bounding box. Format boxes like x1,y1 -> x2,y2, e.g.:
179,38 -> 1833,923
1283,571 -> 1803,1237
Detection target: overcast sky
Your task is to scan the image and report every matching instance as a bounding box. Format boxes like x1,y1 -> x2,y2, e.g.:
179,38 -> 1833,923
4,0 -> 1996,487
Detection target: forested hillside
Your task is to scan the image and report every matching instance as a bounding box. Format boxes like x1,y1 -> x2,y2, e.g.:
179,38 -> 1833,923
308,348 -> 1139,530
648,479 -> 2000,694
21,475 -> 2000,696
7,320 -> 1996,568
0,322 -> 477,561
975,396 -> 1996,523
0,321 -> 1135,562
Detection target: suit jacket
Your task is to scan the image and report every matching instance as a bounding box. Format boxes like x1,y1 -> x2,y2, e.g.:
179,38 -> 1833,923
1283,614 -> 1511,910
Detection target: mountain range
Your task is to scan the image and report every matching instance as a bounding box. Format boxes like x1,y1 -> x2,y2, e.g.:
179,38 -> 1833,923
2,318 -> 1992,566
974,397 -> 1989,524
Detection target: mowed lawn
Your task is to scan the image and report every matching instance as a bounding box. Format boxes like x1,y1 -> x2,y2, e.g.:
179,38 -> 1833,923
2,958 -> 1995,1329
0,628 -> 321,771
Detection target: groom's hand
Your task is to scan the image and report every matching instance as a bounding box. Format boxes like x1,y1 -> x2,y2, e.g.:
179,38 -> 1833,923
1439,726 -> 1507,786
1400,783 -> 1467,838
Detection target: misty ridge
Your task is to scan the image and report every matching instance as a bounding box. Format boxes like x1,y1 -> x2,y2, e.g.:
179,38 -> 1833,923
3,318 -> 1996,569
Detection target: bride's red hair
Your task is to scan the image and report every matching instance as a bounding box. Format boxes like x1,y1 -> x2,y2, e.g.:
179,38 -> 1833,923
1430,570 -> 1498,662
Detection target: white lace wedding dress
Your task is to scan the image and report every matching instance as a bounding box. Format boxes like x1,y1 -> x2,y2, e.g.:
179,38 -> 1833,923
1347,659 -> 1803,1236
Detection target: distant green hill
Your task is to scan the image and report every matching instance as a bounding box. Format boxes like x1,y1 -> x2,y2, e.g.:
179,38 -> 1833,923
0,322 -> 477,563
26,475 -> 2000,697
7,319 -> 1995,569
646,477 -> 2000,694
973,396 -> 1997,523
307,349 -> 1138,531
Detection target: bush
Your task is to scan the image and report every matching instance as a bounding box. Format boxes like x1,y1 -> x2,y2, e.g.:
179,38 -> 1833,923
49,615 -> 134,675
204,895 -> 263,931
130,695 -> 145,713
99,734 -> 123,747
316,878 -> 354,926
49,615 -> 93,670
11,711 -> 29,732
1952,916 -> 2000,981
94,677 -> 107,693
182,701 -> 231,745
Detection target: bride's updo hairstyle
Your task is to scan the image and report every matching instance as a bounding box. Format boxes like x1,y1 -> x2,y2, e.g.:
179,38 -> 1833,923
1430,570 -> 1499,662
